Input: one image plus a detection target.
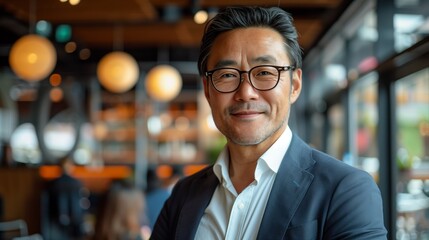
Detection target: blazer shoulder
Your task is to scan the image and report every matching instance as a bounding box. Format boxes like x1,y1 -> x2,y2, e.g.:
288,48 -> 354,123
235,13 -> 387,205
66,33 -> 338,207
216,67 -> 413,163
179,165 -> 214,183
291,135 -> 369,178
311,148 -> 358,171
171,165 -> 217,196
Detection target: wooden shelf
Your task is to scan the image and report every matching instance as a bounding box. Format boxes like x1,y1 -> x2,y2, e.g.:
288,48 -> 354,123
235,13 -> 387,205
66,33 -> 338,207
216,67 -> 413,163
95,89 -> 204,165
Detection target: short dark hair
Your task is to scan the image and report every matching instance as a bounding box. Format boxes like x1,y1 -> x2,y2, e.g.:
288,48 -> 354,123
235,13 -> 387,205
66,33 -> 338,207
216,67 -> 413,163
197,6 -> 302,76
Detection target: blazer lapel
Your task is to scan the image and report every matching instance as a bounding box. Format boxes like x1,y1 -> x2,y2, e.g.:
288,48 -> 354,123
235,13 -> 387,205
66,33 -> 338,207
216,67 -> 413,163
176,168 -> 219,240
257,135 -> 315,239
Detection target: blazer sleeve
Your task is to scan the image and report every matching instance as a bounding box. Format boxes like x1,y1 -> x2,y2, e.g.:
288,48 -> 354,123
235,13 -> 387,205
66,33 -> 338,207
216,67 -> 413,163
323,169 -> 387,240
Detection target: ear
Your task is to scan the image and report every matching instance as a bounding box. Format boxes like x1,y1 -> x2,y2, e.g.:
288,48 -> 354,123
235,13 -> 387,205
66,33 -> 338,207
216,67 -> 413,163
290,68 -> 302,104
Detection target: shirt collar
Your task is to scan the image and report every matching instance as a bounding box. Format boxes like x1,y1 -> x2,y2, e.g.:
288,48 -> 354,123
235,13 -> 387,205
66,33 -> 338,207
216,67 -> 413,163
213,148 -> 231,187
260,126 -> 292,174
213,126 -> 293,183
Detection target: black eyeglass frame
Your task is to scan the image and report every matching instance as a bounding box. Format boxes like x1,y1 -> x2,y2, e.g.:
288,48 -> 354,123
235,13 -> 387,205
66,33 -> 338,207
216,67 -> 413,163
204,65 -> 296,93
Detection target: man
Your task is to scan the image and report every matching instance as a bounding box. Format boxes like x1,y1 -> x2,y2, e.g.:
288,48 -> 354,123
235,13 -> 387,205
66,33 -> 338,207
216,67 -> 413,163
146,166 -> 182,229
47,157 -> 86,240
151,6 -> 387,240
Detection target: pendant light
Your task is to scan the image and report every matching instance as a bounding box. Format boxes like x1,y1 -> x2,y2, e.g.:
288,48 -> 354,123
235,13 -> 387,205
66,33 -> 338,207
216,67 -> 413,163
145,47 -> 182,102
96,25 -> 139,93
145,64 -> 182,102
9,0 -> 56,82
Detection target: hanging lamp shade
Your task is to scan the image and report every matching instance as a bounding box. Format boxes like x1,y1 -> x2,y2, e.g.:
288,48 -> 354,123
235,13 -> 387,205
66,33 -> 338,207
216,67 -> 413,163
9,34 -> 57,82
97,51 -> 139,93
145,64 -> 182,102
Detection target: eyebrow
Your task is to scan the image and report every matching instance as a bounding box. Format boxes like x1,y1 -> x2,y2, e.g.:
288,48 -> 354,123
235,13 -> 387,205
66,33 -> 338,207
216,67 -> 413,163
252,55 -> 277,64
212,55 -> 278,69
213,60 -> 237,69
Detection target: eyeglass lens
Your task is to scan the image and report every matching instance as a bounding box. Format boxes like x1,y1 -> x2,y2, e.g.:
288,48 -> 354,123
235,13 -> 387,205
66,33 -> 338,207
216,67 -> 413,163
211,66 -> 281,92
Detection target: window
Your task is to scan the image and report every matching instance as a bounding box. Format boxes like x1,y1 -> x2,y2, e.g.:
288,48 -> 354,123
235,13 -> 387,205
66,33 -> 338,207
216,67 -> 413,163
394,0 -> 429,52
395,68 -> 429,239
349,72 -> 379,180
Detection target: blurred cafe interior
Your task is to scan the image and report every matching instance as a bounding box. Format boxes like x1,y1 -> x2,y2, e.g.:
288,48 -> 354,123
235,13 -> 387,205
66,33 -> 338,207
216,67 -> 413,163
0,0 -> 428,239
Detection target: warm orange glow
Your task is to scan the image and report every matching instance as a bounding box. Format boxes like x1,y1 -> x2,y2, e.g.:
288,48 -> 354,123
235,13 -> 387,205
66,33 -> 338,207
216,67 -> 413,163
97,51 -> 140,93
145,65 -> 182,102
194,10 -> 208,24
39,165 -> 132,180
40,166 -> 62,179
65,41 -> 77,53
93,121 -> 108,140
69,0 -> 80,5
183,164 -> 207,176
50,87 -> 64,102
156,164 -> 173,179
9,34 -> 57,82
49,73 -> 62,86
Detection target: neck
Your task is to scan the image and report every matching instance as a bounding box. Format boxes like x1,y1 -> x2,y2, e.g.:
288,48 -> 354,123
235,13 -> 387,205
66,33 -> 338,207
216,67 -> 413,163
226,126 -> 287,193
229,159 -> 256,194
227,144 -> 262,194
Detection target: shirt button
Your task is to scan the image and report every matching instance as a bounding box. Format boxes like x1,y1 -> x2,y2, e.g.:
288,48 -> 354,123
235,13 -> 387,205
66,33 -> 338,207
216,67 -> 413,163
238,202 -> 245,209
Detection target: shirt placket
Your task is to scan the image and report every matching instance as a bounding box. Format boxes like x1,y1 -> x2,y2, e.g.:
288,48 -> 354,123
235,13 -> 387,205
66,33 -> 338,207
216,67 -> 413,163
225,183 -> 255,240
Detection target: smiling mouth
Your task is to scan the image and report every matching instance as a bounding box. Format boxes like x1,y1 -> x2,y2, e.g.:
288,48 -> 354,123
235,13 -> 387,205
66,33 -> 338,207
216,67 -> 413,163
228,103 -> 267,118
231,110 -> 263,116
230,110 -> 265,120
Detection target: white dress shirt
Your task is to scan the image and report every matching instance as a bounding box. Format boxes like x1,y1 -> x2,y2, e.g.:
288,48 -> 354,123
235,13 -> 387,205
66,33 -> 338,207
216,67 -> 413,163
194,126 -> 293,240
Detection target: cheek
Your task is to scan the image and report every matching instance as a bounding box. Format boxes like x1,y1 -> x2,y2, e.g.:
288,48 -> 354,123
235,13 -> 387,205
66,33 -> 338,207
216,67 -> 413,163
208,101 -> 225,130
208,95 -> 225,114
267,87 -> 292,114
271,80 -> 291,98
206,92 -> 232,125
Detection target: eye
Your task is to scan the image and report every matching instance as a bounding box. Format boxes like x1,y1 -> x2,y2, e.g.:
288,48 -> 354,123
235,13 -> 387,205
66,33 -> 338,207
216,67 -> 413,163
220,72 -> 236,78
253,67 -> 277,77
257,70 -> 274,76
213,69 -> 239,79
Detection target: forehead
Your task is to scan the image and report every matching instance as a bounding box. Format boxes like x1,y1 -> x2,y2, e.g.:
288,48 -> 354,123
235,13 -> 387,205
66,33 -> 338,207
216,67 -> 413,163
207,27 -> 289,68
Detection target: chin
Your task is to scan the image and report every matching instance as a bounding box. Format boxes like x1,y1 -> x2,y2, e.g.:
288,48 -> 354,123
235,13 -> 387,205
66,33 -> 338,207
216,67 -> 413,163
230,134 -> 266,146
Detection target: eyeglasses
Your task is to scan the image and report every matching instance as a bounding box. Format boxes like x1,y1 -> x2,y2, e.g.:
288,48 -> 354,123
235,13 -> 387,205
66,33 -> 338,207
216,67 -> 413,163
205,65 -> 295,93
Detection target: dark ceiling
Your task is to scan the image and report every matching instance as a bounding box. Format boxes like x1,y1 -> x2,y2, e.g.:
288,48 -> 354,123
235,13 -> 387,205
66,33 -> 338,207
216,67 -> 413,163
0,0 -> 351,81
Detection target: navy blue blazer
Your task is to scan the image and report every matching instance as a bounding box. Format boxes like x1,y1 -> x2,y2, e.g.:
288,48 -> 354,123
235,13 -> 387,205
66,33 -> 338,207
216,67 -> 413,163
151,135 -> 387,239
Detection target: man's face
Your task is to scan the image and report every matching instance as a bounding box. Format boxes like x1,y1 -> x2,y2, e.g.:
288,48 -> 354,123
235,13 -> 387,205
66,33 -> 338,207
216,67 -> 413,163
203,27 -> 302,147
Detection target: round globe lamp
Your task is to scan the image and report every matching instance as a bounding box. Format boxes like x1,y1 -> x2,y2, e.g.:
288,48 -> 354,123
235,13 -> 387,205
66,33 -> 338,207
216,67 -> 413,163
9,34 -> 57,82
97,51 -> 139,93
145,65 -> 182,102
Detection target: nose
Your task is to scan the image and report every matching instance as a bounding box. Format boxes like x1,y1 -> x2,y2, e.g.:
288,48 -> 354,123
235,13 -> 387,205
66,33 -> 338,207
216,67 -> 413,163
235,73 -> 258,101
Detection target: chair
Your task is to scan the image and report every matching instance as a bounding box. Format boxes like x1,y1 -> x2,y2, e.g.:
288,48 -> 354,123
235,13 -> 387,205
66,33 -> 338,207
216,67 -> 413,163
0,219 -> 28,239
12,234 -> 43,240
